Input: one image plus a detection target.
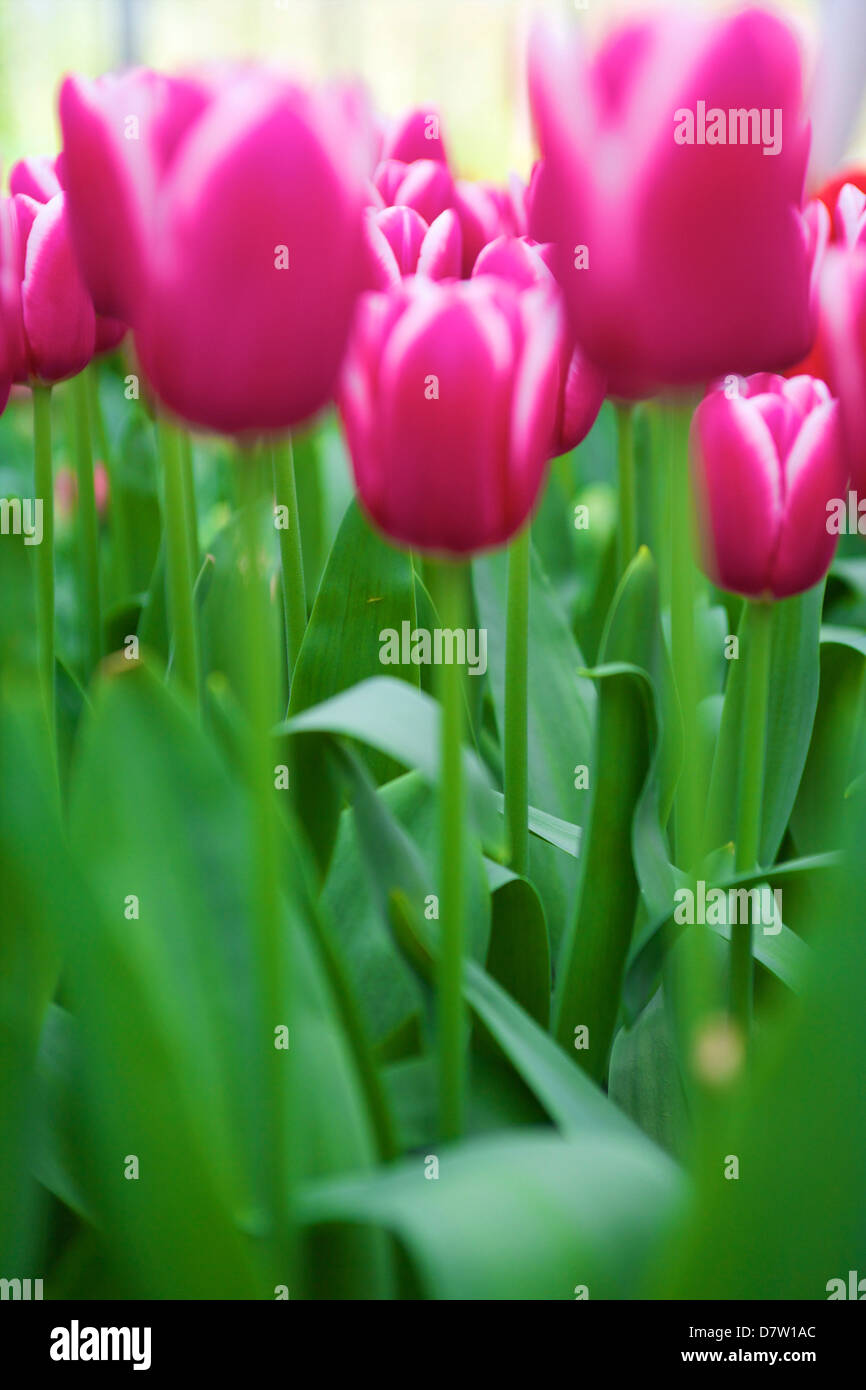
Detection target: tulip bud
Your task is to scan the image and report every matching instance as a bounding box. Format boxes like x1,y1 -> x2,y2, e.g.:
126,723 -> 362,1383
339,276 -> 563,555
529,9 -> 816,397
472,235 -> 605,456
691,374 -> 846,600
362,206 -> 462,289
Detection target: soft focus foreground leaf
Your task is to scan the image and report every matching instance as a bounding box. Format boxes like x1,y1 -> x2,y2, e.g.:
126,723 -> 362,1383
301,1127 -> 684,1300
65,662 -> 386,1297
655,787 -> 866,1298
0,682 -> 63,1268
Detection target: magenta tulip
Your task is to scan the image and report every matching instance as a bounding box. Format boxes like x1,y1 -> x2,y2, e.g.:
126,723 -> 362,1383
363,205 -> 462,289
799,183 -> 866,489
472,235 -> 605,455
529,8 -> 816,398
372,129 -> 526,278
691,374 -> 846,599
339,276 -> 563,554
60,66 -> 370,434
10,155 -> 125,356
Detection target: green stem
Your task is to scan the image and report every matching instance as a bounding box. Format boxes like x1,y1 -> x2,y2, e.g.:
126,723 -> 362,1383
616,402 -> 636,574
157,418 -> 201,712
180,432 -> 199,584
238,450 -> 294,1281
272,437 -> 307,702
32,385 -> 55,754
731,599 -> 773,1037
504,524 -> 530,876
70,372 -> 102,678
427,558 -> 468,1142
86,365 -> 132,598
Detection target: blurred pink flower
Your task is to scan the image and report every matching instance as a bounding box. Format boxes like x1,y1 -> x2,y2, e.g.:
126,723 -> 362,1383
528,8 -> 816,398
792,183 -> 866,489
60,66 -> 371,434
371,107 -> 526,276
691,373 -> 846,599
472,235 -> 605,456
339,276 -> 563,555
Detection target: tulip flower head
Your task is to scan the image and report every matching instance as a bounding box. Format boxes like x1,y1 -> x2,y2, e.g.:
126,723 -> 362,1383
691,373 -> 846,600
339,275 -> 563,555
795,182 -> 866,489
9,155 -> 126,358
371,106 -> 526,276
529,8 -> 817,398
362,205 -> 462,289
472,235 -> 605,456
60,66 -> 371,435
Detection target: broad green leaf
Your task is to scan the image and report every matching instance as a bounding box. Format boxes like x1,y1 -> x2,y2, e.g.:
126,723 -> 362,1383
300,1127 -> 684,1300
66,662 -> 386,1297
281,675 -> 504,855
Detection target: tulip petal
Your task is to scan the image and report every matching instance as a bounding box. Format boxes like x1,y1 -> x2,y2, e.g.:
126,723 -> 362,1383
21,194 -> 96,383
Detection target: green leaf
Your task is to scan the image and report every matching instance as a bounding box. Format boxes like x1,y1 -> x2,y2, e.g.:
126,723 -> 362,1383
300,1127 -> 683,1300
609,992 -> 688,1160
282,675 -> 504,856
553,549 -> 669,1079
65,662 -> 386,1296
473,542 -> 595,950
623,853 -> 838,1022
704,585 -> 823,865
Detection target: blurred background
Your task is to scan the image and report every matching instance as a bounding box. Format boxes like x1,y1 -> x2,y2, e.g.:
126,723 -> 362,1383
0,0 -> 863,190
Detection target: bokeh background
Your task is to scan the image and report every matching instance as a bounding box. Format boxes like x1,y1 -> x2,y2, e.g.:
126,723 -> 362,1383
0,0 -> 864,194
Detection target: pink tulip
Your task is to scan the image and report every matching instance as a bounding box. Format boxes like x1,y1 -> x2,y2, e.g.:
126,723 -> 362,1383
529,8 -> 816,398
1,190 -> 95,385
363,205 -> 462,288
10,155 -> 126,356
472,235 -> 605,455
372,113 -> 527,279
339,276 -> 563,554
691,373 -> 846,599
60,66 -> 370,434
793,183 -> 866,489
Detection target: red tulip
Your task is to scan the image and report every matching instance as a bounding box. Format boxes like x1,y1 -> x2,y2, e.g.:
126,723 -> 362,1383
528,8 -> 816,398
691,374 -> 845,599
339,276 -> 563,554
60,66 -> 370,434
472,235 -> 605,456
